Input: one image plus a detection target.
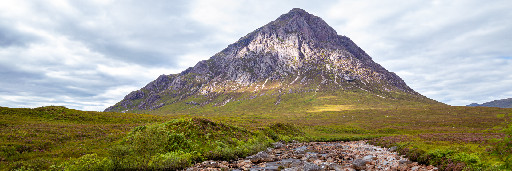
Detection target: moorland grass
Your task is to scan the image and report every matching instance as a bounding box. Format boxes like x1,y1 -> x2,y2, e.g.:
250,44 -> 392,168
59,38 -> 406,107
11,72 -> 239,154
61,118 -> 303,170
0,106 -> 167,170
2,92 -> 512,170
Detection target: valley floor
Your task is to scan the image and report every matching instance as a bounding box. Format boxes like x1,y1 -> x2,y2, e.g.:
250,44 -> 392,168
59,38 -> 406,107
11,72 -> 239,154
1,104 -> 512,170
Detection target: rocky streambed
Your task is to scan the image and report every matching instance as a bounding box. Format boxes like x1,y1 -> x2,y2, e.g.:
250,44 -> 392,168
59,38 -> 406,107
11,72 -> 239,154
187,141 -> 437,171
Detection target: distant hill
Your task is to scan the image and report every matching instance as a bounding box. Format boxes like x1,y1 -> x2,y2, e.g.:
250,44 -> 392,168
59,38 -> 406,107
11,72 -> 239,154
467,98 -> 512,108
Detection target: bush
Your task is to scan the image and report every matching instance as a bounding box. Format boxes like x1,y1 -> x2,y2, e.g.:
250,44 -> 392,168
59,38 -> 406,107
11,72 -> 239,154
88,118 -> 289,170
121,124 -> 191,156
452,152 -> 480,164
425,149 -> 454,165
64,153 -> 114,171
205,134 -> 271,161
50,118 -> 306,170
148,151 -> 194,170
490,123 -> 512,169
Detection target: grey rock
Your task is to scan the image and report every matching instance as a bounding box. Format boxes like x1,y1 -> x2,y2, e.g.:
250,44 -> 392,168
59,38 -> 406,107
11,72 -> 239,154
389,146 -> 397,152
399,160 -> 412,165
362,155 -> 374,161
273,142 -> 285,148
250,165 -> 279,171
247,151 -> 275,163
352,159 -> 367,170
276,158 -> 303,168
284,167 -> 301,171
294,146 -> 308,154
185,101 -> 199,105
303,162 -> 322,171
328,163 -> 344,171
126,90 -> 145,100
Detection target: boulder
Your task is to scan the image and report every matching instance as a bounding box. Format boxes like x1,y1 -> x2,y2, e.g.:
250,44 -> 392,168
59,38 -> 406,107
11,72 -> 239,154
303,162 -> 322,171
352,159 -> 367,170
247,151 -> 275,163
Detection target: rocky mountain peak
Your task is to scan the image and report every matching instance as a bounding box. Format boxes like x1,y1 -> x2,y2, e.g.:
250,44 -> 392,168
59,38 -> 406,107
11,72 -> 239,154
287,8 -> 309,15
105,8 -> 424,113
268,8 -> 338,43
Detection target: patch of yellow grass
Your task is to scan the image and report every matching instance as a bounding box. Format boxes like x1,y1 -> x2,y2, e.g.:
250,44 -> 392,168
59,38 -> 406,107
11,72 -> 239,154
308,105 -> 356,112
318,96 -> 337,99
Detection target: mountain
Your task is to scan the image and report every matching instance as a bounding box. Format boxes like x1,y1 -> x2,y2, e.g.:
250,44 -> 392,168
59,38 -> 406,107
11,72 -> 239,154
467,98 -> 512,108
467,103 -> 481,107
105,8 -> 436,113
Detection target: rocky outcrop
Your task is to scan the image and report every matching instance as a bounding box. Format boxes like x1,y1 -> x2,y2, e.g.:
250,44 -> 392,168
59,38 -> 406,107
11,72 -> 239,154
105,8 -> 423,112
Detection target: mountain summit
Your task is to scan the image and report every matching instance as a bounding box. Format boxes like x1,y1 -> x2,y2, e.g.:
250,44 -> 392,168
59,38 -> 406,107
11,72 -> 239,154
105,8 -> 431,113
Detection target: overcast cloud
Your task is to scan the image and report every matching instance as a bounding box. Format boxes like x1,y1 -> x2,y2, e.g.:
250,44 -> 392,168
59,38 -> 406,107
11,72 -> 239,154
0,0 -> 511,111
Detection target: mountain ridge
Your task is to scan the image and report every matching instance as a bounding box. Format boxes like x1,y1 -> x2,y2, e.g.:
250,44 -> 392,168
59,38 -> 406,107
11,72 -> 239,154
467,98 -> 512,108
105,8 -> 435,113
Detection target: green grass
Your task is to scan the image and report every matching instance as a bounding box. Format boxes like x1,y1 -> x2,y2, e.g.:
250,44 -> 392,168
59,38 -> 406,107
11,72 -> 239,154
0,106 -> 168,170
142,89 -> 512,170
55,118 -> 302,170
0,107 -> 304,170
368,132 -> 509,170
2,94 -> 512,170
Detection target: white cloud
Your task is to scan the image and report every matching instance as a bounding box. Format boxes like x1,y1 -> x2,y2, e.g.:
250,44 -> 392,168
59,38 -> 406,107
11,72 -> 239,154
323,0 -> 512,106
0,0 -> 511,111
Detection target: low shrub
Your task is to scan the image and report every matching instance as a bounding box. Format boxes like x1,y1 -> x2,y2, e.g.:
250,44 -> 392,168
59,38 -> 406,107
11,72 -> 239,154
490,123 -> 512,169
65,118 -> 301,170
63,153 -> 114,171
148,151 -> 195,170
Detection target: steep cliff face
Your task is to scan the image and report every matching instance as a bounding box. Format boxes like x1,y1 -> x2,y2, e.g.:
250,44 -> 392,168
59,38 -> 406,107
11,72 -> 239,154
105,8 -> 426,113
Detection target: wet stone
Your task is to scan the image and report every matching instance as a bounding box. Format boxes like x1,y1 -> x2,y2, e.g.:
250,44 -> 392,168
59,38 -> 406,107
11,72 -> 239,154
399,160 -> 413,165
247,151 -> 275,163
389,146 -> 398,152
303,162 -> 322,171
294,146 -> 308,154
187,141 -> 438,171
273,142 -> 285,148
352,159 -> 367,170
362,155 -> 374,161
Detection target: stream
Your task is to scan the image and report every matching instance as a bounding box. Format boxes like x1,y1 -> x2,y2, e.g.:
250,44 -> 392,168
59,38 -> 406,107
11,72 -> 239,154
187,141 -> 437,171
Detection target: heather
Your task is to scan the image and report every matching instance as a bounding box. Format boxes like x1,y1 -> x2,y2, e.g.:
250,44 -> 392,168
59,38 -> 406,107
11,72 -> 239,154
2,105 -> 512,170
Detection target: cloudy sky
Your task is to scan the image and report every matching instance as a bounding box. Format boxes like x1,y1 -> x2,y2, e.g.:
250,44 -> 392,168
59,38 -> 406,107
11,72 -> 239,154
0,0 -> 511,111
